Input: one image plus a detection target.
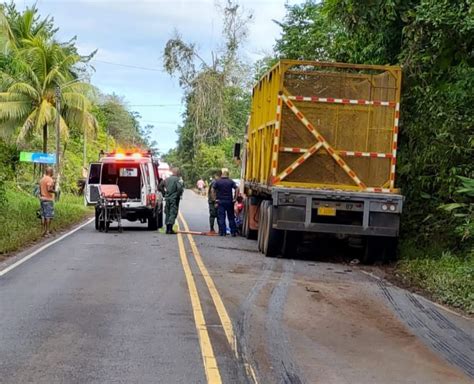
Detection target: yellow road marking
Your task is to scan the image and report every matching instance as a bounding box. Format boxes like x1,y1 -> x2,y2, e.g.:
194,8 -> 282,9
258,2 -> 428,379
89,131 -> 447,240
176,223 -> 222,384
179,213 -> 259,384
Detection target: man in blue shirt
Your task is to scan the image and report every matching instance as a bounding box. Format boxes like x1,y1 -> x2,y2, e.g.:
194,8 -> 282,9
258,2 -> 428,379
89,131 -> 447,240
212,168 -> 238,236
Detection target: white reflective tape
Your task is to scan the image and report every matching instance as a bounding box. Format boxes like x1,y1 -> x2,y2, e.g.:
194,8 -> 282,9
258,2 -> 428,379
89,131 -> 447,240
391,164 -> 396,173
393,133 -> 398,142
392,150 -> 397,158
396,103 -> 400,111
394,118 -> 399,126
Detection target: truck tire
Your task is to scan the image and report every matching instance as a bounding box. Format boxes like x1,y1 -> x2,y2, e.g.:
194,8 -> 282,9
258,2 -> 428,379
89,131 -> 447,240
257,201 -> 268,252
148,209 -> 158,231
263,204 -> 283,257
363,236 -> 398,264
281,230 -> 301,258
244,198 -> 258,240
242,199 -> 249,238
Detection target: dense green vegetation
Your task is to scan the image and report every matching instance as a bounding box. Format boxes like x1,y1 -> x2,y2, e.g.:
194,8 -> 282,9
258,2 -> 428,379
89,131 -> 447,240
162,0 -> 252,184
0,184 -> 89,255
0,3 -> 152,252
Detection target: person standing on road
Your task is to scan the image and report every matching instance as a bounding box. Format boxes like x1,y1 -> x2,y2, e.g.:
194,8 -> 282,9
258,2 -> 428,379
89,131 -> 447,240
160,167 -> 183,234
207,170 -> 221,234
212,168 -> 238,237
196,178 -> 205,196
39,167 -> 56,237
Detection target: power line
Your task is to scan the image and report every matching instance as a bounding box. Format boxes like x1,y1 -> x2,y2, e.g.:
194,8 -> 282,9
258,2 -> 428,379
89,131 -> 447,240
129,104 -> 182,107
141,121 -> 178,125
92,59 -> 163,72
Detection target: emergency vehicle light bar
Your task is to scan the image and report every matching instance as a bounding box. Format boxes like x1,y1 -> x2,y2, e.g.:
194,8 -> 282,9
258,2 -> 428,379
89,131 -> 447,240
104,150 -> 153,158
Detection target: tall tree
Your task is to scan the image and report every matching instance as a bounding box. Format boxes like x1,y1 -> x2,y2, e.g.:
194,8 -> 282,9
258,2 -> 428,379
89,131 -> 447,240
0,36 -> 97,153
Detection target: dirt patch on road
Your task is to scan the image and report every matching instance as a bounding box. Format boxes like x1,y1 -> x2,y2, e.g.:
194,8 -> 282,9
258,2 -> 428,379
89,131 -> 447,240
284,280 -> 471,384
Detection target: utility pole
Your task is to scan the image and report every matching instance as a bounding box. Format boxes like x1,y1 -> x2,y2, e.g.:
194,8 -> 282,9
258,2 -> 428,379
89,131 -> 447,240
55,86 -> 61,196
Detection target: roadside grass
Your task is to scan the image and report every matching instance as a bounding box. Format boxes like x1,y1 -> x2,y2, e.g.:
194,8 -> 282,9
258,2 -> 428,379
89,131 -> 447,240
396,241 -> 474,314
0,184 -> 91,256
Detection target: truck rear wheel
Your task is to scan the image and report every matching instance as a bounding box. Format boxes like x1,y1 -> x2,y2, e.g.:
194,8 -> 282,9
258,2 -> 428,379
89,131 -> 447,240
363,236 -> 398,264
263,203 -> 283,257
257,201 -> 268,252
281,230 -> 302,258
244,198 -> 257,240
242,198 -> 249,237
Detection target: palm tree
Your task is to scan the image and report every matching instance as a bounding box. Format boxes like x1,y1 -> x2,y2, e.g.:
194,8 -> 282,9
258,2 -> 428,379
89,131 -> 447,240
0,36 -> 97,153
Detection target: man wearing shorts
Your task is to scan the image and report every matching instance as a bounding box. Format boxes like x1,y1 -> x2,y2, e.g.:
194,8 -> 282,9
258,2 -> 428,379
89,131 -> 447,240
39,167 -> 56,236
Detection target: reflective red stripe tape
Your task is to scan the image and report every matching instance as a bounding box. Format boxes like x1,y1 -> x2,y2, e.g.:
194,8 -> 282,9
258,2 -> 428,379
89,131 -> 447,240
286,100 -> 294,108
348,170 -> 356,178
297,157 -> 305,165
295,96 -> 304,101
342,98 -> 350,104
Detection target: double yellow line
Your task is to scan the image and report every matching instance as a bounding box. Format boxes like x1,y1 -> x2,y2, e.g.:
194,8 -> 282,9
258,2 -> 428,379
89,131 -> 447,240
177,212 -> 257,384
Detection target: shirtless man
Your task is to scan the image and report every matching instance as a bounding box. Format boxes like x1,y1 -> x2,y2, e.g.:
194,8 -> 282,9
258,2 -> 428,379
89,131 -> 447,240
39,167 -> 56,236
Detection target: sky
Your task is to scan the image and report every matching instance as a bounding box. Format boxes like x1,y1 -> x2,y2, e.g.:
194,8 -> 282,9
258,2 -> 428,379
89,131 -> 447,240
13,0 -> 300,153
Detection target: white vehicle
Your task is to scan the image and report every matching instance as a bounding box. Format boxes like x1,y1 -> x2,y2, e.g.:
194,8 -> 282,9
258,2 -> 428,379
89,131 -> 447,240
85,150 -> 163,230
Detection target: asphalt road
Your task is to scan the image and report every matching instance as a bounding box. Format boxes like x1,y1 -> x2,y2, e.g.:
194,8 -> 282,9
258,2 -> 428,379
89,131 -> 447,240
0,190 -> 472,384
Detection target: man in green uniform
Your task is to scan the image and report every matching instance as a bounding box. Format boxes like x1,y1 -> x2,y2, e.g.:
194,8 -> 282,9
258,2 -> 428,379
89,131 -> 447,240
208,170 -> 221,233
160,167 -> 183,234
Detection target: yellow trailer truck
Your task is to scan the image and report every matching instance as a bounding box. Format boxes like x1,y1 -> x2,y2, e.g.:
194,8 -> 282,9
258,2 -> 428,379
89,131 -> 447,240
240,60 -> 403,262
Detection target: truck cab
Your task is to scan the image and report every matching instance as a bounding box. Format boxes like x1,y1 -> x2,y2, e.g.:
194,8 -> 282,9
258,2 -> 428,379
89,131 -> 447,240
85,151 -> 163,230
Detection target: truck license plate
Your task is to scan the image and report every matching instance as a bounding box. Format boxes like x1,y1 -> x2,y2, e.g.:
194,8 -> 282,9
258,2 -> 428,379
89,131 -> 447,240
318,207 -> 336,216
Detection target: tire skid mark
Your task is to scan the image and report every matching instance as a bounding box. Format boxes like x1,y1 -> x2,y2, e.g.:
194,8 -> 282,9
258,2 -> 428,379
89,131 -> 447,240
267,261 -> 305,384
236,258 -> 276,383
377,280 -> 474,379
